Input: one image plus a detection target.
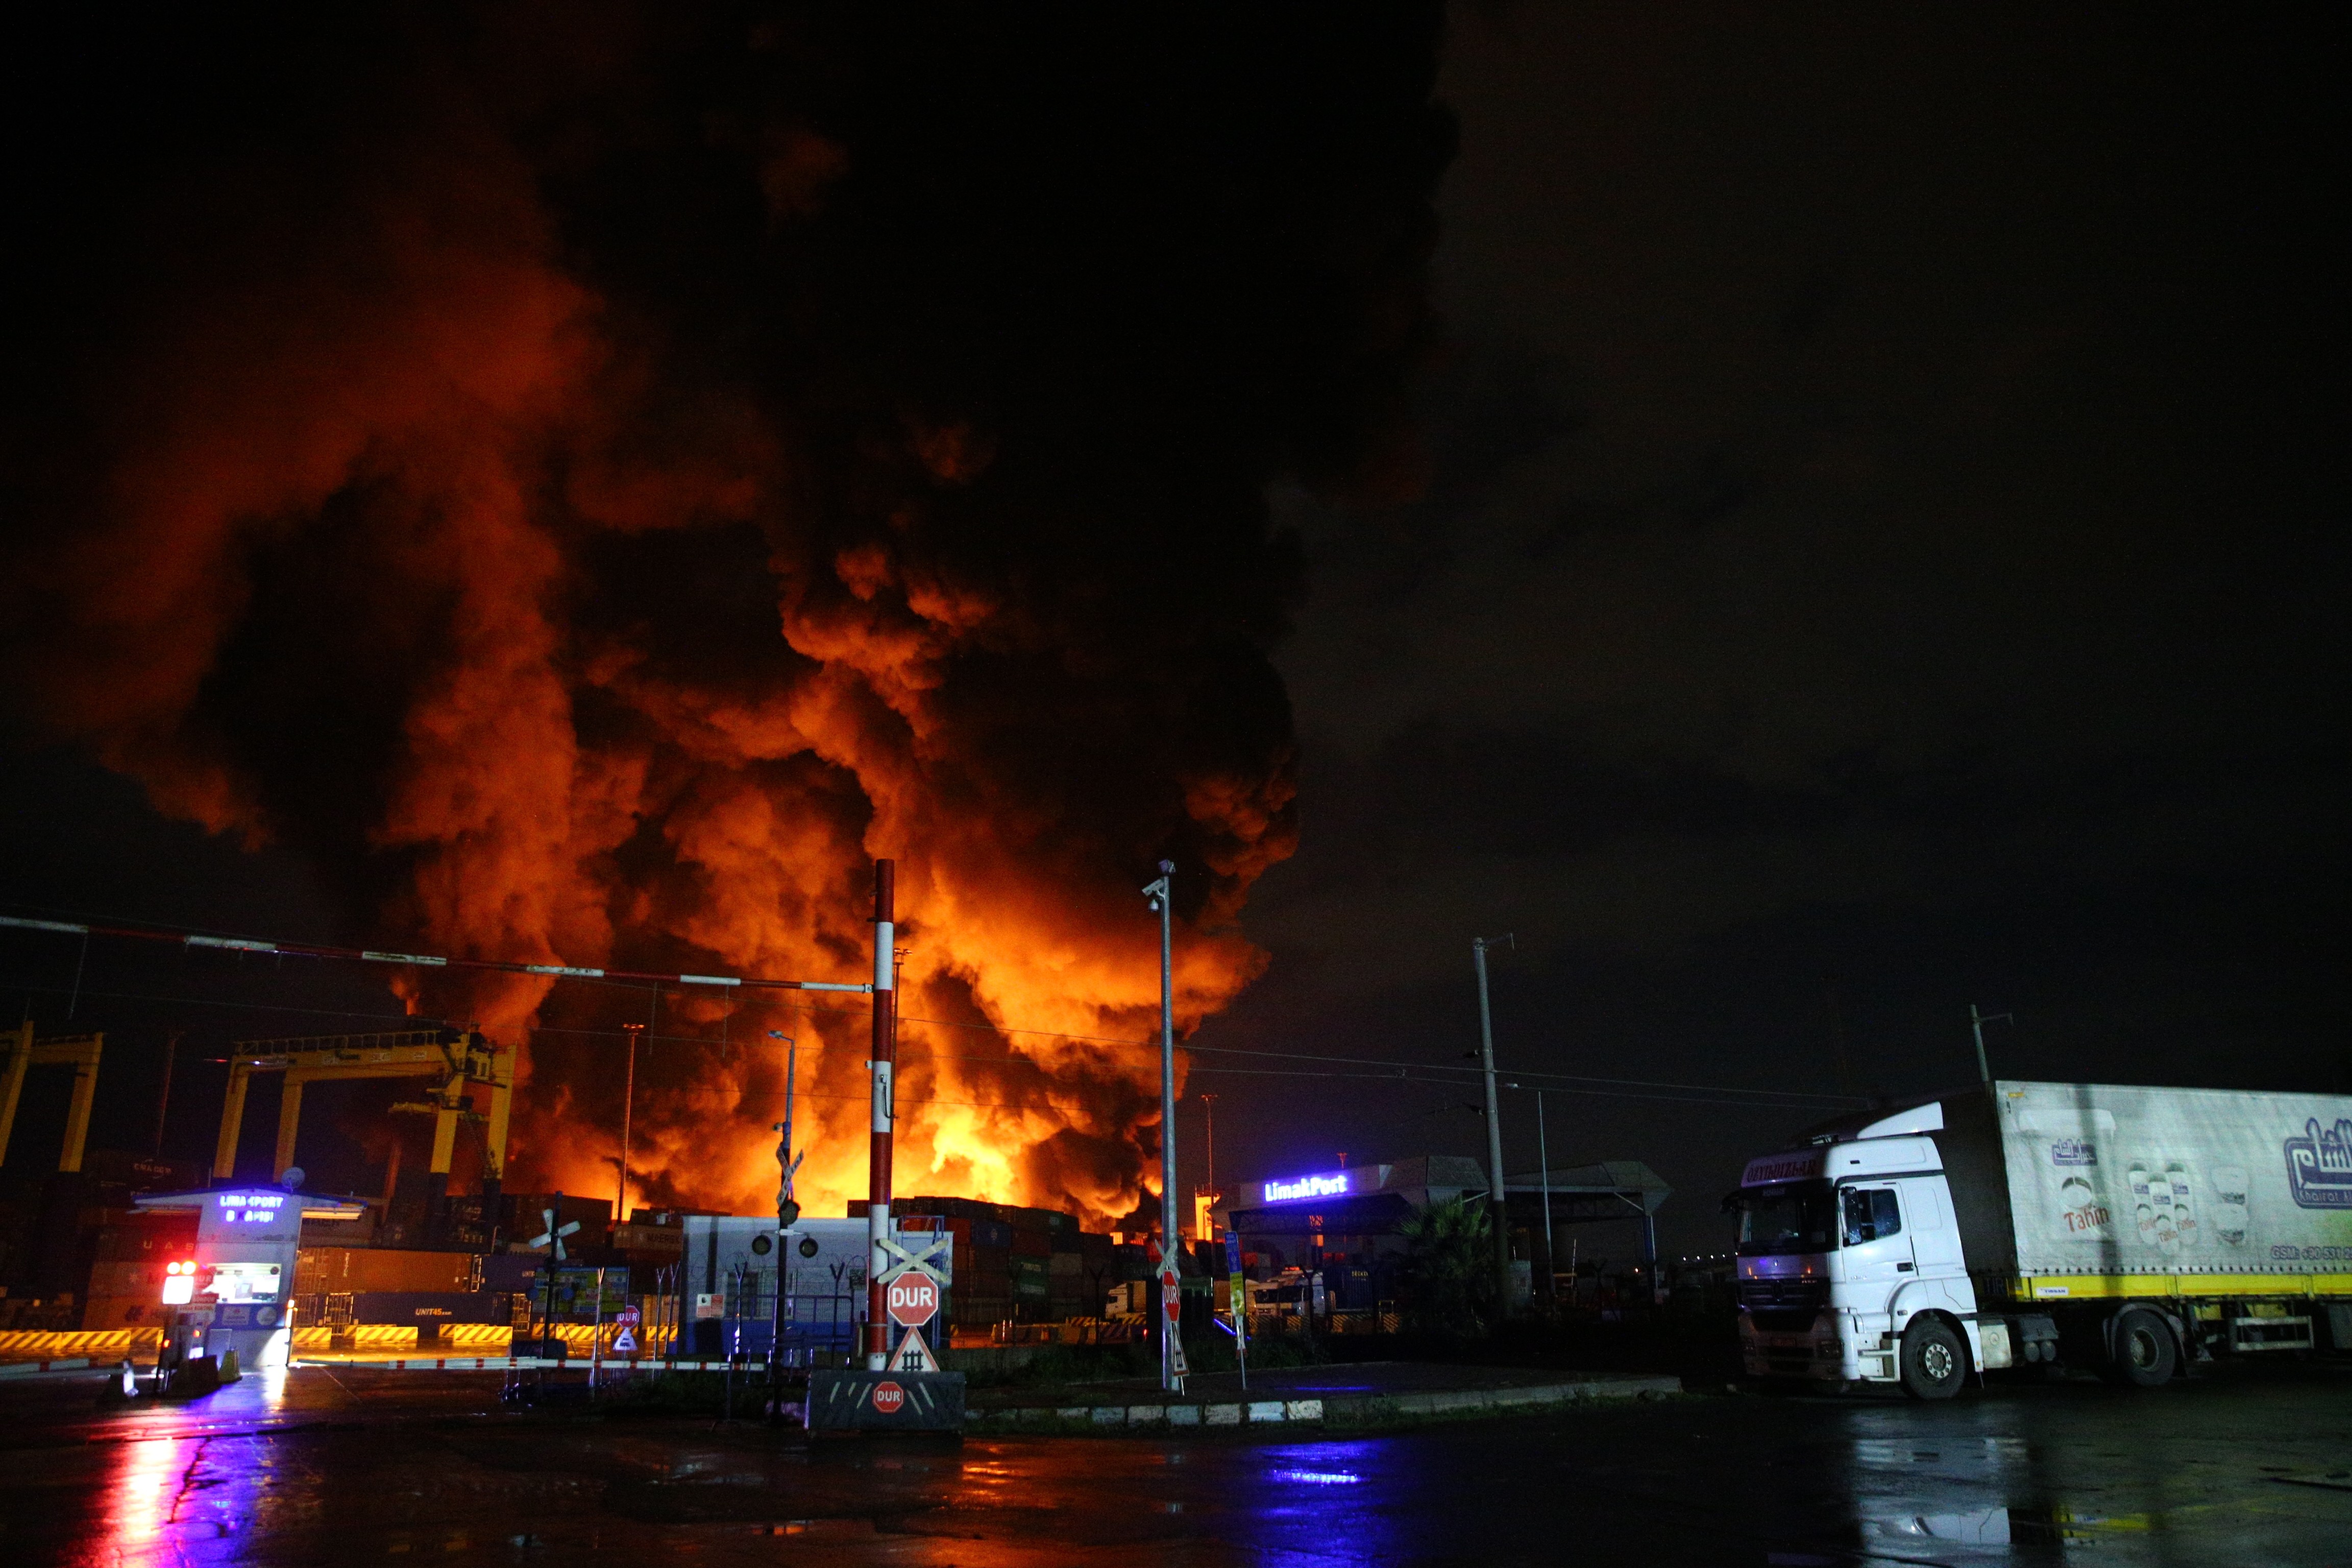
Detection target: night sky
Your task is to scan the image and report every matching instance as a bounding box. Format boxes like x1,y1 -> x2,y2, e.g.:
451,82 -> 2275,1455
3,6 -> 2343,1263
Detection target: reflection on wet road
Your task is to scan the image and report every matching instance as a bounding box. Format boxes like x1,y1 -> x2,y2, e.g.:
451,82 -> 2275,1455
4,1363 -> 2347,1565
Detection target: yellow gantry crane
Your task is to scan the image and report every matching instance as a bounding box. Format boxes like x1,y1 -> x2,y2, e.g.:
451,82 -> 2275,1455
0,1022 -> 104,1172
213,1027 -> 511,1195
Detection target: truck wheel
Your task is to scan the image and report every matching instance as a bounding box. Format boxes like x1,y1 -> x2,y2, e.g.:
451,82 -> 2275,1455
1899,1317 -> 1968,1400
2101,1309 -> 2176,1388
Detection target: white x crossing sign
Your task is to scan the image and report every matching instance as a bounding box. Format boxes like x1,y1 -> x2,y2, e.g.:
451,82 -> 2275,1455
875,1232 -> 953,1286
528,1208 -> 582,1262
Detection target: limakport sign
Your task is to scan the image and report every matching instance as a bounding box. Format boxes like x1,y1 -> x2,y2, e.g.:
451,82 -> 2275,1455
1262,1170 -> 1352,1205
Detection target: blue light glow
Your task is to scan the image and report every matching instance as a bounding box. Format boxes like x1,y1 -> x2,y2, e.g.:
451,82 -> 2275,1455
1261,1170 -> 1351,1204
1271,1469 -> 1362,1486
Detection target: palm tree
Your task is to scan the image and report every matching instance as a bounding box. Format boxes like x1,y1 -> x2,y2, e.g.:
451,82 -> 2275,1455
1399,1196 -> 1496,1341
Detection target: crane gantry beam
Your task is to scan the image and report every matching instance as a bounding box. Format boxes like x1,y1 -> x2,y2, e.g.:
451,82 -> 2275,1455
213,1027 -> 510,1197
0,1022 -> 104,1173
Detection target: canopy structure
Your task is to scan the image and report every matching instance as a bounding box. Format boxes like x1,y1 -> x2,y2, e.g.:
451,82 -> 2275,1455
134,1187 -> 371,1222
1502,1160 -> 1673,1220
1223,1155 -> 1671,1239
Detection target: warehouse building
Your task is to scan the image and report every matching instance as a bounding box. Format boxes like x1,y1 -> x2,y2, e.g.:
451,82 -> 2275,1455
1221,1154 -> 1674,1309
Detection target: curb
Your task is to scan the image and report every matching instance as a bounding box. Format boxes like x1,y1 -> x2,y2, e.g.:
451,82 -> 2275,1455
966,1374 -> 1681,1433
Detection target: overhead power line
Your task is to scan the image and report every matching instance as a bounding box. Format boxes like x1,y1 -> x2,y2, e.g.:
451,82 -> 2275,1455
4,905 -> 1866,1110
0,911 -> 871,995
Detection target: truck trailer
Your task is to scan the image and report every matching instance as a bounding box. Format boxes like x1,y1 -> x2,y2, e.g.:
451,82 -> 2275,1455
1728,1080 -> 2352,1398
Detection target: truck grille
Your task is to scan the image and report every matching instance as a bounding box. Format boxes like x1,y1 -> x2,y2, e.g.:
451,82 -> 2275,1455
1738,1277 -> 1829,1330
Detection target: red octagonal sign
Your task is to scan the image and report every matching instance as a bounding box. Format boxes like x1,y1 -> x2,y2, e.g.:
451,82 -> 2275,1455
871,1380 -> 905,1414
886,1274 -> 940,1328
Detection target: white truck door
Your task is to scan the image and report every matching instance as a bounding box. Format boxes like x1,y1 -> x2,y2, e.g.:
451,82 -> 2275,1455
1840,1186 -> 1915,1289
1903,1178 -> 1965,1275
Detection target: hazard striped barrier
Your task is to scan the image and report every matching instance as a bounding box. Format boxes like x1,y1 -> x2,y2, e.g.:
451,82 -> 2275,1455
0,1329 -> 160,1359
287,1356 -> 761,1373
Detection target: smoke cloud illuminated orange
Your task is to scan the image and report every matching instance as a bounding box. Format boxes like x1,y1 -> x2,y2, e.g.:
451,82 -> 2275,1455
1,6 -> 1450,1227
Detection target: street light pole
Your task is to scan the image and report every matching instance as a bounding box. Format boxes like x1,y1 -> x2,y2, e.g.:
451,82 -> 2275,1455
1199,1093 -> 1218,1241
1143,860 -> 1181,1392
1970,1003 -> 2013,1085
1473,934 -> 1513,1320
617,1022 -> 643,1228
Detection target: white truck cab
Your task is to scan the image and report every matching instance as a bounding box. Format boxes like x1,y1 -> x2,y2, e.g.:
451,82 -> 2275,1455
1731,1101 -> 1993,1398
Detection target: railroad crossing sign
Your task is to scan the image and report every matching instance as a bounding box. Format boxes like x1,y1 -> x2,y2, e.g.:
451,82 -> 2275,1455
613,1305 -> 640,1355
875,1232 -> 951,1286
1151,1239 -> 1183,1316
1151,1240 -> 1189,1378
774,1144 -> 803,1229
886,1272 -> 940,1328
528,1208 -> 581,1261
884,1325 -> 934,1371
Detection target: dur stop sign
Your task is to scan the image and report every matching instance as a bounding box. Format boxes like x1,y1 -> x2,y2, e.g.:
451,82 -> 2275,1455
886,1274 -> 939,1327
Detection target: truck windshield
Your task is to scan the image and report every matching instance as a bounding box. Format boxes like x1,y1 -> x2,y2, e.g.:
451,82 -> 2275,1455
1733,1182 -> 1838,1255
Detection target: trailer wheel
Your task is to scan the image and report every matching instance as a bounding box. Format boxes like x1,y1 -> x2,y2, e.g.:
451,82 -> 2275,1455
1899,1317 -> 1968,1401
2100,1308 -> 2176,1388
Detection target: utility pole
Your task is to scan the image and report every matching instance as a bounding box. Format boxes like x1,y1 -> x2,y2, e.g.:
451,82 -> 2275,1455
1143,860 -> 1182,1391
1473,934 -> 1513,1320
617,1022 -> 643,1226
1535,1089 -> 1555,1304
1970,1004 -> 2013,1085
769,1031 -> 799,1412
866,860 -> 898,1371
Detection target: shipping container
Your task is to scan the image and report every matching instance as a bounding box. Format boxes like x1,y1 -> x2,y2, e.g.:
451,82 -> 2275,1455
502,1192 -> 612,1239
350,1291 -> 509,1327
87,1259 -> 172,1299
81,1295 -> 169,1330
295,1246 -> 479,1294
90,1215 -> 197,1262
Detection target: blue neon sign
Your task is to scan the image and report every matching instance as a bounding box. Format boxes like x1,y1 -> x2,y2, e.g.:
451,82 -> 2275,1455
1261,1170 -> 1351,1204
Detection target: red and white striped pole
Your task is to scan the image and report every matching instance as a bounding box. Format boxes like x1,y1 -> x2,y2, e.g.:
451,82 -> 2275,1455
865,860 -> 897,1369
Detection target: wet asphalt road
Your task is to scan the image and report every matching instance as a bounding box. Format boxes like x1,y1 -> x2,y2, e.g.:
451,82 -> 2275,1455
4,1362 -> 2347,1566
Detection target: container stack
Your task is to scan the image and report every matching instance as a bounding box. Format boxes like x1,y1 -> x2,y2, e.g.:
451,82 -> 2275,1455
863,1196 -> 1131,1333
1048,1228 -> 1112,1319
1009,1208 -> 1052,1319
81,1209 -> 199,1329
886,1196 -> 1015,1332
